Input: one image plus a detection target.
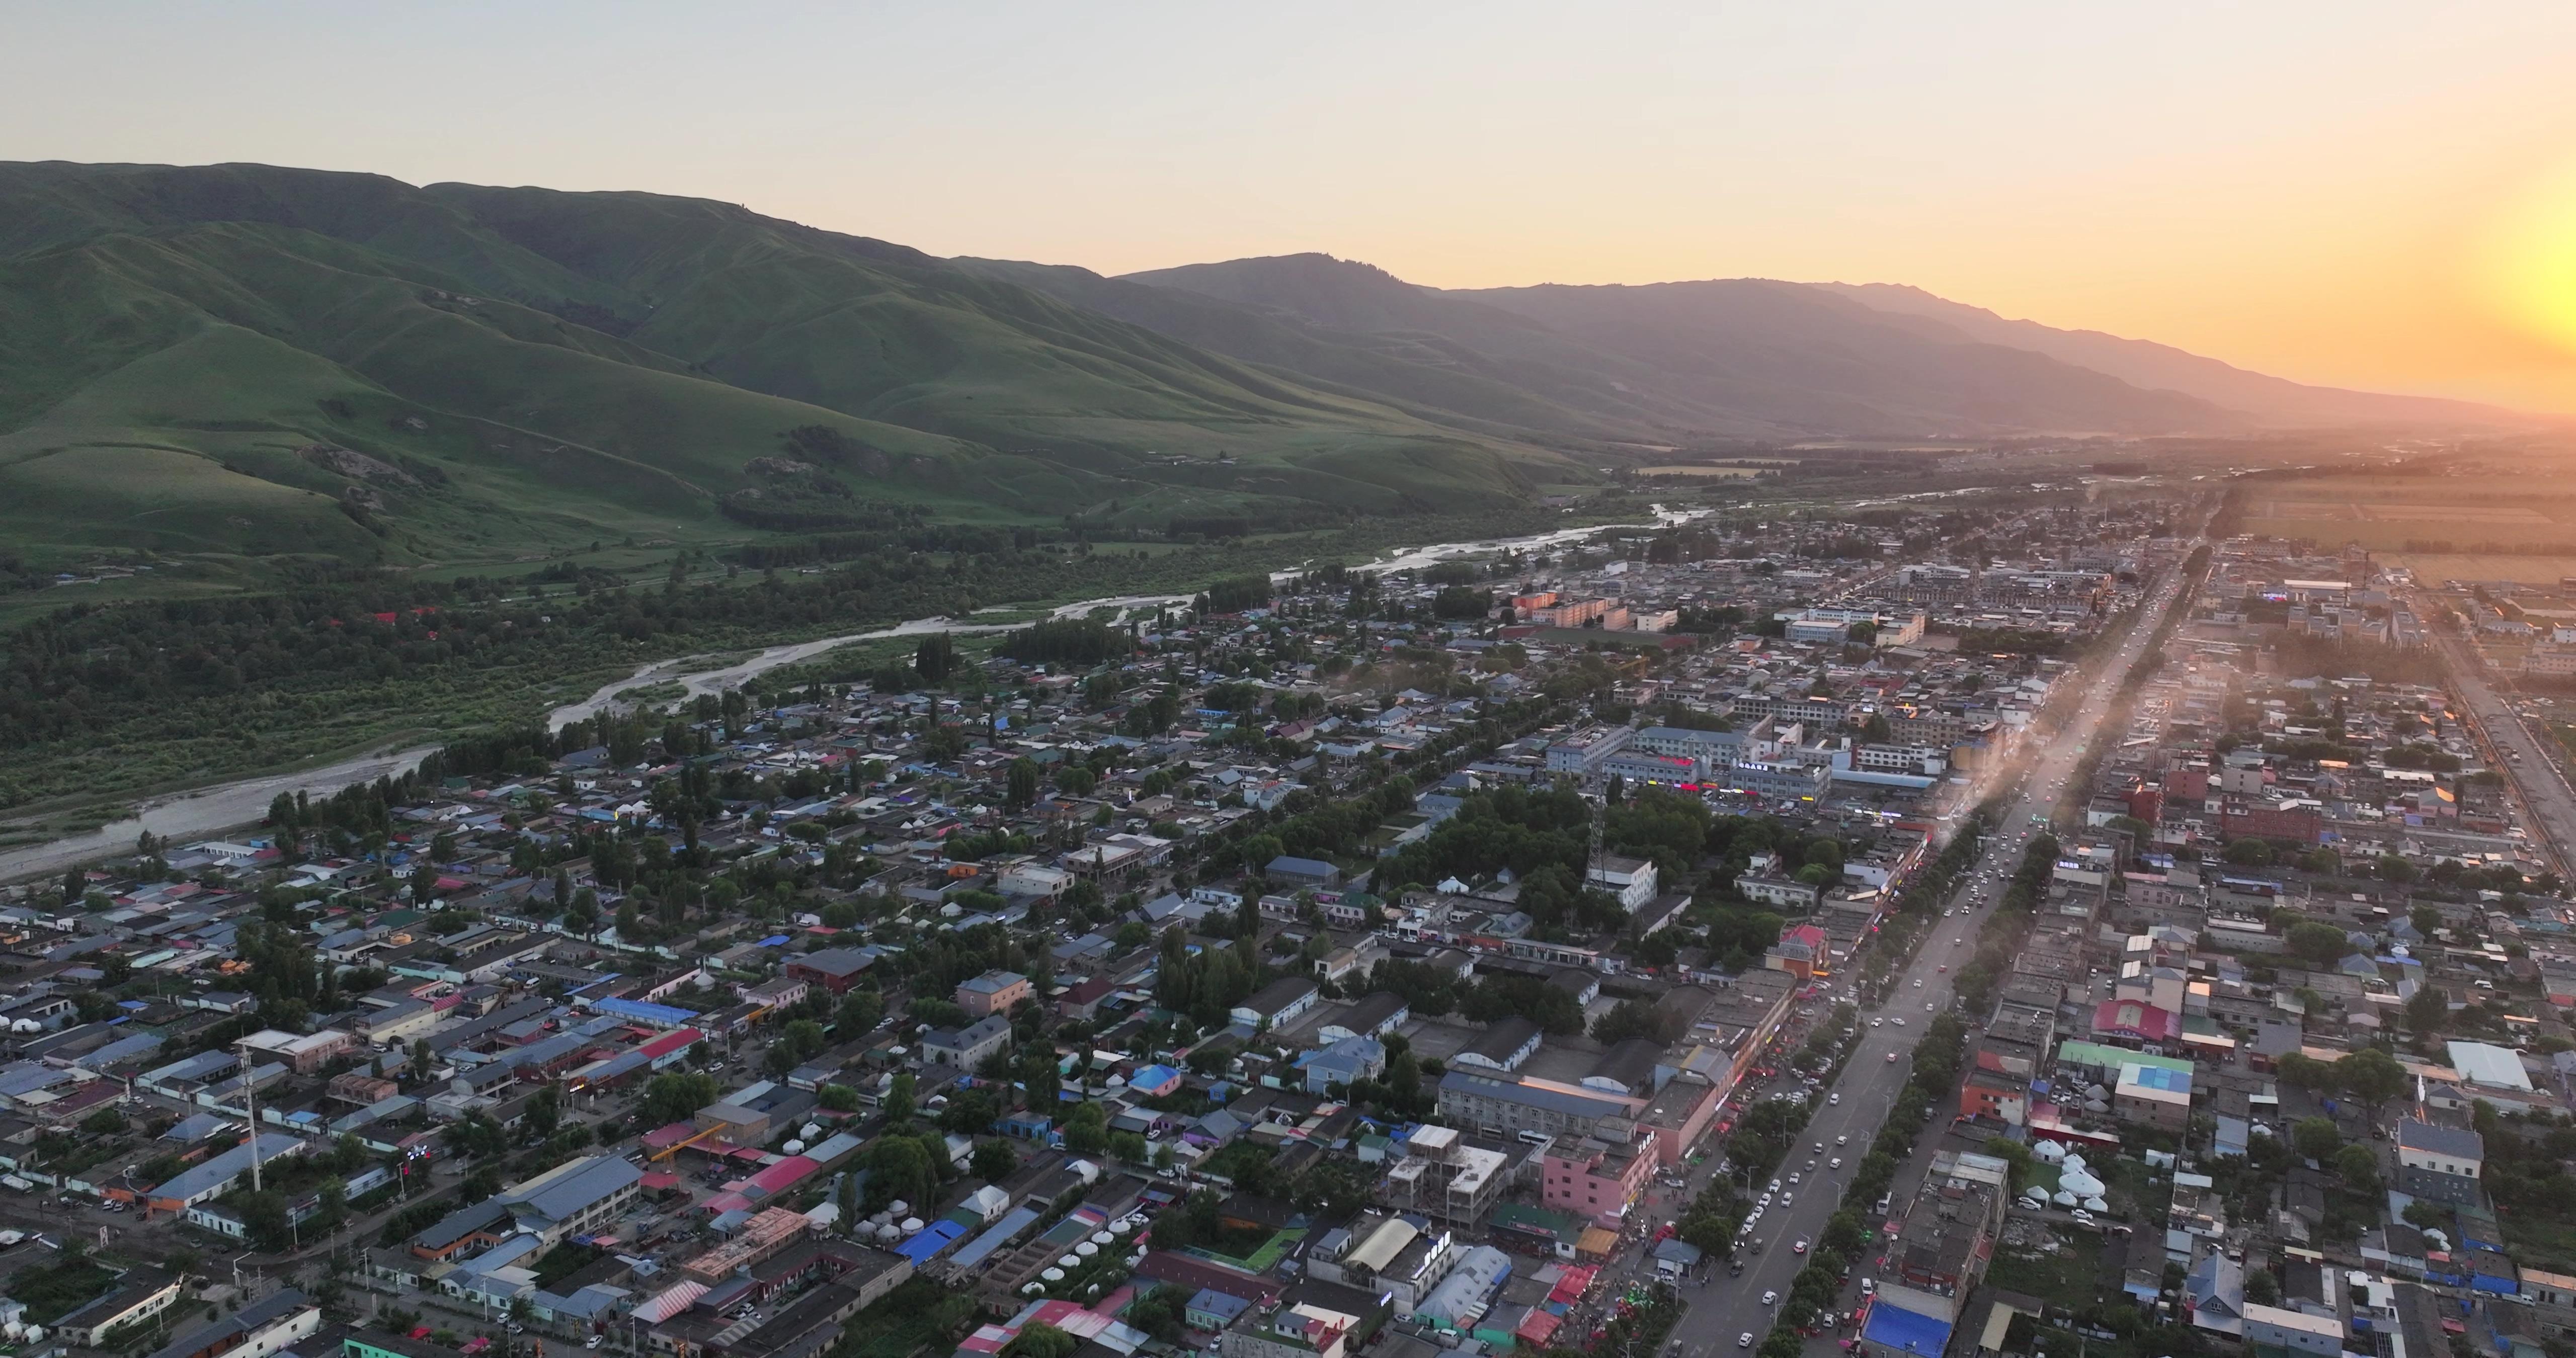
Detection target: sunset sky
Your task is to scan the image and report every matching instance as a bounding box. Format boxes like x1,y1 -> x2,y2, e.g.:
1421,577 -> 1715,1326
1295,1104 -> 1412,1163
11,2 -> 2576,410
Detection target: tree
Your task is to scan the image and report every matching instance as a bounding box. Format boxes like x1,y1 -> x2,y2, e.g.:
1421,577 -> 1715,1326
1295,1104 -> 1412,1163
639,1072 -> 721,1127
409,1038 -> 434,1083
863,1135 -> 938,1214
2405,984 -> 2448,1038
1005,1323 -> 1078,1358
973,1139 -> 1018,1182
883,1072 -> 916,1126
2245,1269 -> 2280,1306
1006,758 -> 1040,811
1020,1044 -> 1061,1112
2410,904 -> 2443,938
2338,1047 -> 2408,1118
1062,1100 -> 1107,1155
2334,1143 -> 2383,1193
916,634 -> 957,685
2275,1052 -> 2337,1090
2285,921 -> 2352,970
836,989 -> 885,1042
2292,1117 -> 2341,1164
2224,838 -> 2275,867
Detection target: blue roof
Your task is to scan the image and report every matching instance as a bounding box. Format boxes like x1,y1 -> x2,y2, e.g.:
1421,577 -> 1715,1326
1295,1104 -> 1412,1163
590,997 -> 697,1026
2127,1065 -> 2192,1093
894,1217 -> 967,1263
948,1205 -> 1042,1270
1863,1303 -> 1953,1357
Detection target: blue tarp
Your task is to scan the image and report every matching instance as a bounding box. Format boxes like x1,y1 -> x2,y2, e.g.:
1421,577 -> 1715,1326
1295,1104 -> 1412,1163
1863,1304 -> 1953,1358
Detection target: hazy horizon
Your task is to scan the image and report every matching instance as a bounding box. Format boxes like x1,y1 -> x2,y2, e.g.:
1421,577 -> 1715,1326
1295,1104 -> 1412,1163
11,2 -> 2576,411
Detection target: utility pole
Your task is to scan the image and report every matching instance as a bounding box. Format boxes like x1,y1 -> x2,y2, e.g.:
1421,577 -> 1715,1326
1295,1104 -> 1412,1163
237,1045 -> 264,1195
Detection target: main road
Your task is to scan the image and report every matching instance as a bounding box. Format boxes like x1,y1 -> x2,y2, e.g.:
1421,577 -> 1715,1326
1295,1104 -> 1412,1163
2406,589 -> 2576,881
1662,547 -> 2201,1357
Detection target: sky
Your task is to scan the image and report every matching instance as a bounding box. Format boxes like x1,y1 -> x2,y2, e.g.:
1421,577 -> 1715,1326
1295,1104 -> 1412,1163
10,1 -> 2576,410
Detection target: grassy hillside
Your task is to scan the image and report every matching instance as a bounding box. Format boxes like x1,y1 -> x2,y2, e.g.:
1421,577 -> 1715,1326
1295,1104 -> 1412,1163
0,162 -> 1583,601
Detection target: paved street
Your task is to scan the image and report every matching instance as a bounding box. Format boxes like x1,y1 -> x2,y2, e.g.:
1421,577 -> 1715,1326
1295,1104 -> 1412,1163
1661,547 -> 2200,1358
2409,593 -> 2576,879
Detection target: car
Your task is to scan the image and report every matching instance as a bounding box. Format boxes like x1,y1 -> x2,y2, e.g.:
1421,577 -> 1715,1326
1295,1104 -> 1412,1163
1926,1001 -> 1936,1011
1913,978 -> 1924,988
1781,1191 -> 1793,1205
1815,1142 -> 1825,1153
1769,1178 -> 1783,1192
1762,1291 -> 1779,1307
1828,1092 -> 1840,1106
1835,1134 -> 1848,1146
1793,1238 -> 1809,1254
1937,964 -> 1947,972
1954,938 -> 1965,946
1739,1334 -> 1755,1349
1787,1172 -> 1802,1185
1829,1157 -> 1843,1169
1860,1278 -> 1876,1297
1870,1017 -> 1882,1028
1886,1052 -> 1899,1062
2070,1209 -> 2097,1226
1892,1016 -> 1906,1027
1942,908 -> 1953,917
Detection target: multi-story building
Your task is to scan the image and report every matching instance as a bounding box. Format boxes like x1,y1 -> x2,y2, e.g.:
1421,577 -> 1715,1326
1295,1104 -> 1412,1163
954,970 -> 1032,1018
2394,1119 -> 2484,1206
1542,1135 -> 1656,1227
1545,727 -> 1633,778
1435,1069 -> 1640,1142
1585,856 -> 1658,913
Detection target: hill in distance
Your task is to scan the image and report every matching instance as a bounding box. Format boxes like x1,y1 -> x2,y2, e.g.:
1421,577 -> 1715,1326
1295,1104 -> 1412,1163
0,161 -> 2532,602
1099,252 -> 2529,440
0,161 -> 1574,590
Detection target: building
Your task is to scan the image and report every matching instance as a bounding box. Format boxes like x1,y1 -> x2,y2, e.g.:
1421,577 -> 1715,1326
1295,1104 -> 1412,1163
1435,1069 -> 1639,1141
2395,1119 -> 2485,1206
1584,857 -> 1658,913
1542,1135 -> 1656,1228
921,1014 -> 1013,1070
785,948 -> 876,995
2113,1063 -> 2193,1132
236,1028 -> 352,1075
1453,1017 -> 1542,1073
1319,992 -> 1410,1045
1233,978 -> 1322,1030
1265,857 -> 1343,891
1544,727 -> 1632,779
955,970 -> 1033,1019
144,1133 -> 308,1217
53,1267 -> 183,1345
143,1289 -> 318,1358
2239,1303 -> 2343,1357
494,1154 -> 646,1244
1736,873 -> 1821,911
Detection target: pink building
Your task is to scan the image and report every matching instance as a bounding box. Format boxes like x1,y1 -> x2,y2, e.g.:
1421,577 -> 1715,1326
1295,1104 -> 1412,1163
1542,1135 -> 1656,1228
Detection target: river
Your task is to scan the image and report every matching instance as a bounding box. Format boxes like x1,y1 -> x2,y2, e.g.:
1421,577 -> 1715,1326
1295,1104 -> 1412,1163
0,505 -> 1702,881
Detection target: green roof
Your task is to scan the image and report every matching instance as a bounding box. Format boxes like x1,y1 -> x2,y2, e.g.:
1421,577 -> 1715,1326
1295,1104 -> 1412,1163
1491,1203 -> 1577,1241
2057,1040 -> 2193,1076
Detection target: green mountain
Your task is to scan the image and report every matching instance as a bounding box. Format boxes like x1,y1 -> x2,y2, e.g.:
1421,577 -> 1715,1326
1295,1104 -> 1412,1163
0,162 -> 1575,585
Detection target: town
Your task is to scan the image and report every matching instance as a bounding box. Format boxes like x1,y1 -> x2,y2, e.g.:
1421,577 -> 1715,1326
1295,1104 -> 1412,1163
11,481 -> 2576,1358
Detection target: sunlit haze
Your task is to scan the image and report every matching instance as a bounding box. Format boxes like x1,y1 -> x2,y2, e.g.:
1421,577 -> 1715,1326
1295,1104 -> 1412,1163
11,2 -> 2576,409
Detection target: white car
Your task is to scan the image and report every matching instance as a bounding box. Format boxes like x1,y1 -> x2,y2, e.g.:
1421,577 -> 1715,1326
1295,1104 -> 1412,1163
1828,1093 -> 1840,1106
1830,1157 -> 1843,1169
1892,1016 -> 1906,1027
1860,1278 -> 1876,1297
1768,1178 -> 1783,1192
1739,1334 -> 1755,1349
1942,908 -> 1953,917
1835,1135 -> 1848,1146
1761,1291 -> 1779,1307
1926,1001 -> 1936,1011
1913,978 -> 1924,988
1788,1172 -> 1802,1185
1781,1191 -> 1794,1205
1870,1017 -> 1882,1028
